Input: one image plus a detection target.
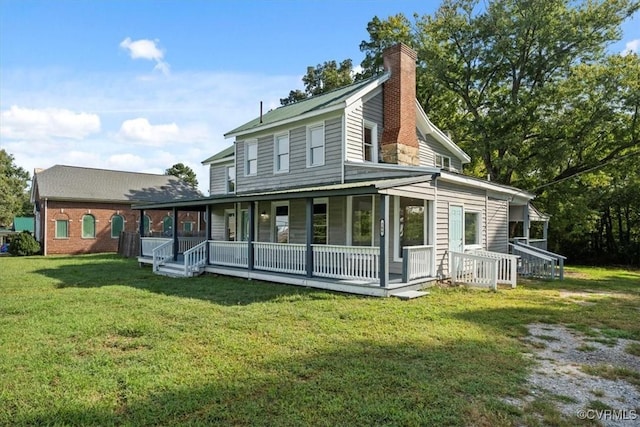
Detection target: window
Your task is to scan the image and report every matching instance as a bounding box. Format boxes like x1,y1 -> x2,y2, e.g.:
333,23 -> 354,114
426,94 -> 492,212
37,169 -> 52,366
363,121 -> 378,162
183,222 -> 194,233
55,220 -> 68,238
465,211 -> 481,246
313,199 -> 328,244
143,215 -> 151,236
435,154 -> 451,170
82,215 -> 95,238
272,203 -> 289,243
226,165 -> 236,193
240,209 -> 250,241
350,196 -> 374,246
274,133 -> 289,173
162,216 -> 173,237
245,140 -> 258,175
307,123 -> 325,167
396,197 -> 426,259
225,209 -> 236,241
111,215 -> 124,238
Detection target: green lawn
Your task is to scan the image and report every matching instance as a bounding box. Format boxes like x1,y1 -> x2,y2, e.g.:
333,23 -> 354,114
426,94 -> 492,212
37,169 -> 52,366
1,255 -> 638,426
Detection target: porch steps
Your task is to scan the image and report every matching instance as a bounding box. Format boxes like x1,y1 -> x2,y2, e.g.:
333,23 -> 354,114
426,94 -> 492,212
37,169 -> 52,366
390,290 -> 430,300
155,263 -> 204,278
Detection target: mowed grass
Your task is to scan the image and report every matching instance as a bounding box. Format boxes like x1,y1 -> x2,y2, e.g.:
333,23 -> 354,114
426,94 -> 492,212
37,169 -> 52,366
1,255 -> 638,426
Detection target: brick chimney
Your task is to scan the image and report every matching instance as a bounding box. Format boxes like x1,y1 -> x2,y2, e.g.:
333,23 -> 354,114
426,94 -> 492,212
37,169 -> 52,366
380,43 -> 419,165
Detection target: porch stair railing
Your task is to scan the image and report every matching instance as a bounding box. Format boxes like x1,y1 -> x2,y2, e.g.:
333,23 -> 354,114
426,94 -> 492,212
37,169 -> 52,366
152,240 -> 173,273
511,242 -> 565,280
450,251 -> 499,290
183,240 -> 208,277
468,250 -> 519,288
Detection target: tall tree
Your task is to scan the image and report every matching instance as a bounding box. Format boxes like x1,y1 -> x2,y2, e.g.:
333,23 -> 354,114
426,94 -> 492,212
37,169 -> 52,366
165,163 -> 198,189
0,150 -> 32,227
280,60 -> 355,105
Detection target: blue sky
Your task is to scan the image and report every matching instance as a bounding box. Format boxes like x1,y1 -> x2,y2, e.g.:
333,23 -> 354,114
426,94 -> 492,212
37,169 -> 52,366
1,0 -> 638,194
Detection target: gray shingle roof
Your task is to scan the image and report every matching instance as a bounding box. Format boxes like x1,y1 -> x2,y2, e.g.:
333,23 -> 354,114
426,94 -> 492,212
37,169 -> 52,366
224,73 -> 388,137
34,165 -> 202,203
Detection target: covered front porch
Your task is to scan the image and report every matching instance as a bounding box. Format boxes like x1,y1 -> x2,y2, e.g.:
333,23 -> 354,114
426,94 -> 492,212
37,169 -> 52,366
134,177 -> 440,297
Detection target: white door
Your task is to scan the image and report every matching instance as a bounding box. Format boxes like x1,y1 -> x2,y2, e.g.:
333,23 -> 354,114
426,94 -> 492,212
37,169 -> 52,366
449,205 -> 463,253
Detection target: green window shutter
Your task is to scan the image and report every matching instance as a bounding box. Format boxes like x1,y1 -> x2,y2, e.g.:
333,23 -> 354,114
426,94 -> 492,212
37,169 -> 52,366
143,215 -> 151,235
55,220 -> 68,238
111,215 -> 124,238
82,215 -> 96,238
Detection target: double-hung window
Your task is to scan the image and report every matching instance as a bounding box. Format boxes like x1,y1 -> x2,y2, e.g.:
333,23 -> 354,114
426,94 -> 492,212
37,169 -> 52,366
307,123 -> 325,167
245,140 -> 258,176
274,133 -> 289,173
55,219 -> 69,239
226,165 -> 236,193
363,121 -> 378,162
435,154 -> 451,170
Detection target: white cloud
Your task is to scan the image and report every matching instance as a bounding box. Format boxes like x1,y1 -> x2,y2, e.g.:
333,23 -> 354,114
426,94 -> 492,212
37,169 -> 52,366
0,106 -> 100,140
120,37 -> 170,75
622,39 -> 640,56
117,117 -> 179,145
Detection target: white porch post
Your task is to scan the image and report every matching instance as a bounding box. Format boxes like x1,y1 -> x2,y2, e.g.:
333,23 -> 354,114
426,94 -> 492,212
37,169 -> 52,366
205,205 -> 211,264
305,197 -> 314,278
379,194 -> 389,288
138,209 -> 145,257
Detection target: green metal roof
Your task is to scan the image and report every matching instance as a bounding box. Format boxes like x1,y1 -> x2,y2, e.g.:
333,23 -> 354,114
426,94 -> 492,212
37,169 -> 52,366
201,145 -> 235,164
13,217 -> 34,233
224,73 -> 388,138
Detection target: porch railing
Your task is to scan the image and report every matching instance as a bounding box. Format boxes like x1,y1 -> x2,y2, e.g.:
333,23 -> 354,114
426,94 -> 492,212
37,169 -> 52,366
152,240 -> 173,272
183,241 -> 207,277
209,241 -> 249,268
468,249 -> 519,288
312,245 -> 380,281
142,237 -> 171,257
402,245 -> 433,282
450,251 -> 498,290
511,242 -> 565,280
254,242 -> 306,275
178,237 -> 207,253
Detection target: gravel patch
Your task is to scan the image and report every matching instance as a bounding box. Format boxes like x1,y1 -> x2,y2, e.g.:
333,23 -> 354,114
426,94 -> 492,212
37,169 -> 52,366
506,323 -> 640,426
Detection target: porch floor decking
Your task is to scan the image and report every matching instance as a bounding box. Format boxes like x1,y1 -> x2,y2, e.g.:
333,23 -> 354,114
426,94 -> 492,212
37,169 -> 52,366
137,256 -> 436,297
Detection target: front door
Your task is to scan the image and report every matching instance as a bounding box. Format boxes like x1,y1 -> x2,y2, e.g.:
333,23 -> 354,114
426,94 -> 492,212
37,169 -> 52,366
449,205 -> 463,253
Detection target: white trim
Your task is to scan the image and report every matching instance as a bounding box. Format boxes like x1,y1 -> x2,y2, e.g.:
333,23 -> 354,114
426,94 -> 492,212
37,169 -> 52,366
363,119 -> 378,163
203,156 -> 234,166
273,132 -> 290,174
306,122 -> 325,168
464,210 -> 482,249
416,101 -> 471,164
225,165 -> 236,194
439,171 -> 535,201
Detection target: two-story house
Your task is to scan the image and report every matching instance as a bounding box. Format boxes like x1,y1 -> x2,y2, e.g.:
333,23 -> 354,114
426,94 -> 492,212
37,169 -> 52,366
135,44 -> 554,296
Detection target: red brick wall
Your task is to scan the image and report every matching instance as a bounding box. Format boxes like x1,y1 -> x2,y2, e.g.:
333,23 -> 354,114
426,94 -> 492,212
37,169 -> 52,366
40,201 -> 205,255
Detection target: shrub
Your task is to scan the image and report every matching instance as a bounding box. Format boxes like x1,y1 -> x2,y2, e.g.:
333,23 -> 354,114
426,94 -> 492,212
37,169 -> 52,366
8,232 -> 40,256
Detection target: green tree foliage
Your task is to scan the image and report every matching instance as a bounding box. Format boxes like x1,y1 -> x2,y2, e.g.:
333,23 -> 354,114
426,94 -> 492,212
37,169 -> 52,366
358,0 -> 640,265
280,60 -> 355,105
8,231 -> 40,256
165,163 -> 198,189
0,150 -> 32,227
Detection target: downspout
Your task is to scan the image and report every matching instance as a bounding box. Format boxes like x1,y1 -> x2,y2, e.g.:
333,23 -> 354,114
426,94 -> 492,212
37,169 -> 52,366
43,198 -> 48,256
431,173 -> 439,279
341,113 -> 345,184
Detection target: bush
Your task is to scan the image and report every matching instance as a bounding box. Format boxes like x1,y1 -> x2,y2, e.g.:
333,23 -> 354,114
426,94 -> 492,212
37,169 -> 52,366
8,232 -> 40,256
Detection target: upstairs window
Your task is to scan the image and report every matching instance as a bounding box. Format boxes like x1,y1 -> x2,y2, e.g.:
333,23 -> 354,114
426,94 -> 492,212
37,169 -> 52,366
226,165 -> 236,193
245,140 -> 258,176
307,123 -> 325,167
274,133 -> 289,173
435,154 -> 451,170
111,214 -> 124,238
82,214 -> 96,239
363,121 -> 378,162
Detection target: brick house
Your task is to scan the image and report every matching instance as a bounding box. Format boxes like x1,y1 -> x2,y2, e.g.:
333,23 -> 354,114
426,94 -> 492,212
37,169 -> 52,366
31,165 -> 202,255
